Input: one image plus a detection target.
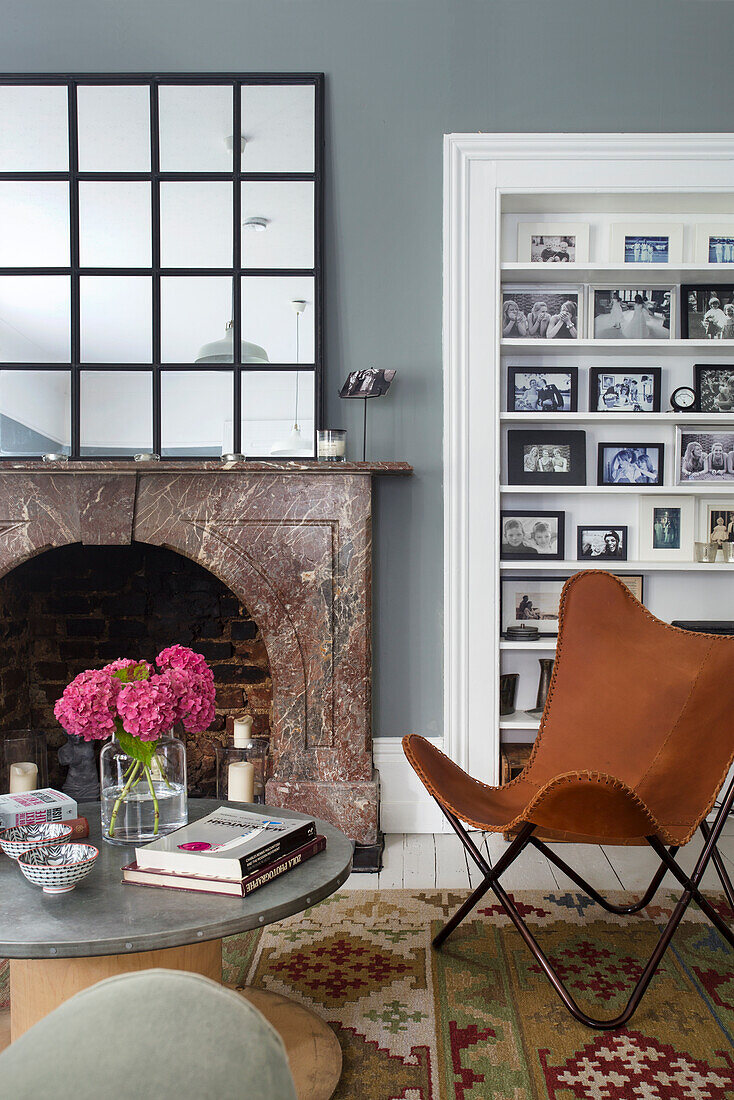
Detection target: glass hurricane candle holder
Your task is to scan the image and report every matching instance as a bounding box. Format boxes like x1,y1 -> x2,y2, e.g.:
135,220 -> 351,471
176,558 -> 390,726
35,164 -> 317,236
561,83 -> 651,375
216,734 -> 267,804
317,429 -> 347,462
2,731 -> 48,794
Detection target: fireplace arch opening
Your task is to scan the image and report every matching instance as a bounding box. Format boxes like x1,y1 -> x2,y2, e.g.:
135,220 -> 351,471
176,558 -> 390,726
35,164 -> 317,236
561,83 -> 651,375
0,543 -> 273,795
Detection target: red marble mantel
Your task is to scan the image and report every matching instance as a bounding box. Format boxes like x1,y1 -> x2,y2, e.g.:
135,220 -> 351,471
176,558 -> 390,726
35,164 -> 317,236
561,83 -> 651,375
0,460 -> 411,843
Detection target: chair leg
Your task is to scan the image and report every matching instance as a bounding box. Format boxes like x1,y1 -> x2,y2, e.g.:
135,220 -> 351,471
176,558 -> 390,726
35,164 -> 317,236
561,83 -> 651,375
531,835 -> 678,915
699,820 -> 734,913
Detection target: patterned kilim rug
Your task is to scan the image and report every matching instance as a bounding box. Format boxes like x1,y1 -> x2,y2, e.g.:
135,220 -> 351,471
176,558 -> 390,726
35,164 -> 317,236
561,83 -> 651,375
2,889 -> 734,1098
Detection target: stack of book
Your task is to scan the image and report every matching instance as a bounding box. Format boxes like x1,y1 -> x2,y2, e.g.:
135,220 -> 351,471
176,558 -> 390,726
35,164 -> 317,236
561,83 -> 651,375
122,806 -> 326,897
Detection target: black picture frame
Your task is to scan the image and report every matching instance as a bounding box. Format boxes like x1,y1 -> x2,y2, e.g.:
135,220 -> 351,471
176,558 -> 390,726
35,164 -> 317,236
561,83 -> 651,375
588,367 -> 662,413
682,284 -> 734,340
576,525 -> 628,561
506,367 -> 578,413
0,72 -> 325,460
694,364 -> 734,413
596,442 -> 664,486
507,430 -> 586,486
500,509 -> 565,561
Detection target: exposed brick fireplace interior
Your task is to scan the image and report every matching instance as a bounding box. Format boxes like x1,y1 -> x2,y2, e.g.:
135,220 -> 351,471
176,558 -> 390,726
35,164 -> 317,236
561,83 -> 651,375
0,544 -> 273,795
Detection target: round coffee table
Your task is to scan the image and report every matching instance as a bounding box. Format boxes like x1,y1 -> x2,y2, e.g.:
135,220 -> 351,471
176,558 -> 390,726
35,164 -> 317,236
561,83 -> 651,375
0,799 -> 353,1100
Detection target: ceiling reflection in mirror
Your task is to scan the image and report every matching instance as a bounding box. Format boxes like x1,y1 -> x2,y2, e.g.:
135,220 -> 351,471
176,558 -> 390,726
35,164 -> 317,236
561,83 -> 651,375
0,75 -> 322,457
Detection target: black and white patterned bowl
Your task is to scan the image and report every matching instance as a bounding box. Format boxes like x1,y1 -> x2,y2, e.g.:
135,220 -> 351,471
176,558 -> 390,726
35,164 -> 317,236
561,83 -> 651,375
0,822 -> 74,861
17,843 -> 98,893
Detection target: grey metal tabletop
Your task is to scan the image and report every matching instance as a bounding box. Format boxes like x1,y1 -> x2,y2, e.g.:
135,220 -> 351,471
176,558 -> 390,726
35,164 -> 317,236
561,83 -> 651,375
0,799 -> 353,959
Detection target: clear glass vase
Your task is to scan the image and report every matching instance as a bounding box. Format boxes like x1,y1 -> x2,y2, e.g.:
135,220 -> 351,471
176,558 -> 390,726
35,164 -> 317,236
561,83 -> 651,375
100,735 -> 187,846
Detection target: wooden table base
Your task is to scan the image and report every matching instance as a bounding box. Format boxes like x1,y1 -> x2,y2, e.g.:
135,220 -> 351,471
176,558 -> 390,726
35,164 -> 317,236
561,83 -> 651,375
4,943 -> 342,1100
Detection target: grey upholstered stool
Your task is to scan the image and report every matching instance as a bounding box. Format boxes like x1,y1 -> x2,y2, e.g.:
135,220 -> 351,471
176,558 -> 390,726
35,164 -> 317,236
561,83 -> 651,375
0,968 -> 297,1100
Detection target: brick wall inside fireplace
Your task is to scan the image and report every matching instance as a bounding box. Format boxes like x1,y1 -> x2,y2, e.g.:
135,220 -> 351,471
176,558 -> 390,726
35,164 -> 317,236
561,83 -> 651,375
0,544 -> 273,794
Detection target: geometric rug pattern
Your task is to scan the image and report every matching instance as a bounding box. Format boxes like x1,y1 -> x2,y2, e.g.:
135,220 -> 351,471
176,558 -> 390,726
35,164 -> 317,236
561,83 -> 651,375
2,889 -> 733,1097
223,890 -> 734,1100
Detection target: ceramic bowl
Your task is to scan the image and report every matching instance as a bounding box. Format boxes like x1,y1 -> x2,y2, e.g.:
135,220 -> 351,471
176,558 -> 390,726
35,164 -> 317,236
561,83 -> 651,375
17,843 -> 98,894
0,822 -> 74,861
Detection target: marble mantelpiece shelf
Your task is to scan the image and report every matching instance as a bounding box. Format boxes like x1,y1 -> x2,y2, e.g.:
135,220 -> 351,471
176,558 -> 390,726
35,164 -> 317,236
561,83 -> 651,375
0,460 -> 413,475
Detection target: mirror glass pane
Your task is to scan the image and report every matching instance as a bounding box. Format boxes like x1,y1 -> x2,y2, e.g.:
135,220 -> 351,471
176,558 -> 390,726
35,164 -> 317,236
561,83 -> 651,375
79,182 -> 152,268
80,276 -> 152,363
241,370 -> 315,456
161,370 -> 233,456
0,85 -> 69,171
158,84 -> 233,172
161,276 -> 232,363
241,182 -> 314,269
0,276 -> 70,363
241,276 -> 314,363
80,370 -> 152,455
77,85 -> 151,172
241,84 -> 315,173
0,182 -> 70,267
0,370 -> 71,455
160,182 -> 233,269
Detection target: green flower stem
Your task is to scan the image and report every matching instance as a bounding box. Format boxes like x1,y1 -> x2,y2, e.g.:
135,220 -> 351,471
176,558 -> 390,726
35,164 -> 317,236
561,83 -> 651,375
108,760 -> 141,838
144,765 -> 160,835
153,752 -> 174,791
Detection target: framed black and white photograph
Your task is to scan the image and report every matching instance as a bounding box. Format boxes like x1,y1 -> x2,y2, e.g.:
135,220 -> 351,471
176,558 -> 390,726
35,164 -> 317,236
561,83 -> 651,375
507,367 -> 578,413
507,430 -> 586,486
500,576 -> 568,637
590,287 -> 674,340
597,443 -> 664,486
517,222 -> 589,264
589,367 -> 661,413
500,510 -> 565,560
694,225 -> 734,265
676,427 -> 734,482
609,223 -> 683,265
701,501 -> 734,546
682,285 -> 734,340
339,368 -> 396,399
502,287 -> 583,340
639,496 -> 695,561
577,526 -> 628,561
695,365 -> 734,413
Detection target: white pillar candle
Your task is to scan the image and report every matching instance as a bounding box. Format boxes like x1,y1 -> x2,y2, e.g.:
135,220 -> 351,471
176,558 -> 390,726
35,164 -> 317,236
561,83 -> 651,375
233,716 -> 253,748
9,762 -> 38,794
228,760 -> 255,803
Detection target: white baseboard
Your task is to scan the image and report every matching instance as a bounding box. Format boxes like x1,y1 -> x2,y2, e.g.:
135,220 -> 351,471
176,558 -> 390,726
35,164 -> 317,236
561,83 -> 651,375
374,737 -> 451,833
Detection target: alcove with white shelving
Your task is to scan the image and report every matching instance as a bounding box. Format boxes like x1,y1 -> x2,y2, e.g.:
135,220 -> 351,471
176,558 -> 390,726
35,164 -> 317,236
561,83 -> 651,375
443,136 -> 734,804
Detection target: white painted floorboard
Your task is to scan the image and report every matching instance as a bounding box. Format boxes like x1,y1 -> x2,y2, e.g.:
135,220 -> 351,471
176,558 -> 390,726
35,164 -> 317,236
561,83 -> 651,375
341,832 -> 734,892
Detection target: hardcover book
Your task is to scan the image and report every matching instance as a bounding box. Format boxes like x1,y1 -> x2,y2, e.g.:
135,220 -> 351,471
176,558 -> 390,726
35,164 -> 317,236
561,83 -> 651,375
134,806 -> 317,881
0,789 -> 78,829
123,835 -> 327,897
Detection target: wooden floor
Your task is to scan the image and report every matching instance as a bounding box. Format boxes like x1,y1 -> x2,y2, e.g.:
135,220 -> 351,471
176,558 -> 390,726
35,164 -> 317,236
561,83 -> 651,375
345,820 -> 734,892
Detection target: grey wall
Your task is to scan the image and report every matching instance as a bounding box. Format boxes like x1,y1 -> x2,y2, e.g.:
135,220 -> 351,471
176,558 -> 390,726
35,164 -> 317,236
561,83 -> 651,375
2,0 -> 734,738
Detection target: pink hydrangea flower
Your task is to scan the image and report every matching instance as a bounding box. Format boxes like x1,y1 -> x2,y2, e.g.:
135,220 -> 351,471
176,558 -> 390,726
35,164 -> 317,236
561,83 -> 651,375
116,673 -> 179,742
103,657 -> 153,679
54,669 -> 118,742
157,645 -> 213,682
156,645 -> 216,733
182,677 -> 217,733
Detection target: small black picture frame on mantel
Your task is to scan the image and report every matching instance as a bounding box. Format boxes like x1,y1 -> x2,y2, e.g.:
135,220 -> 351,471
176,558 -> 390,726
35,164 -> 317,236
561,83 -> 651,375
597,442 -> 664,486
507,367 -> 578,413
588,367 -> 661,413
507,430 -> 586,486
694,364 -> 734,413
500,509 -> 565,560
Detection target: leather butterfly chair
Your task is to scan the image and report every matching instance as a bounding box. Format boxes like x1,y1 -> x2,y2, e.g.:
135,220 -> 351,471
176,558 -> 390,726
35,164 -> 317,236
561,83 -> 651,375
403,570 -> 734,1030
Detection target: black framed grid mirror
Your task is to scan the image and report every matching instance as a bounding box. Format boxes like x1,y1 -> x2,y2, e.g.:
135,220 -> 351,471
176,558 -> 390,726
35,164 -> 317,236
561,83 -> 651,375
0,73 -> 324,459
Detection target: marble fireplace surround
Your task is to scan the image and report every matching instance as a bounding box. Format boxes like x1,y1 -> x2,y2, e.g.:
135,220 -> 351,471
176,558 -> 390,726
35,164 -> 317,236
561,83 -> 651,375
0,460 -> 411,844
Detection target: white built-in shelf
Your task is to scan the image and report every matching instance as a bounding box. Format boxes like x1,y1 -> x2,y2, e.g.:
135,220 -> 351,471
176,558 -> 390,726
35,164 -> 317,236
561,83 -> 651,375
501,412 -> 734,423
500,709 -> 542,731
500,560 -> 734,573
501,339 -> 731,354
500,640 -> 557,651
501,262 -> 729,284
500,484 -> 734,494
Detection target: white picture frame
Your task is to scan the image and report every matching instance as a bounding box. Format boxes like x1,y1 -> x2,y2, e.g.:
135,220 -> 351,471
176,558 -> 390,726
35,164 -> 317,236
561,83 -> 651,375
517,222 -> 589,264
676,426 -> 734,483
609,223 -> 683,265
589,285 -> 675,341
638,495 -> 695,561
699,498 -> 734,543
502,285 -> 584,340
695,223 -> 734,265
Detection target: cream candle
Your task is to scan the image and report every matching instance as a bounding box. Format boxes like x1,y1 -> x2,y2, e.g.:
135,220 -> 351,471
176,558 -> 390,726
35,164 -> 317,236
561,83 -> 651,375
233,716 -> 254,748
228,760 -> 255,803
9,762 -> 38,794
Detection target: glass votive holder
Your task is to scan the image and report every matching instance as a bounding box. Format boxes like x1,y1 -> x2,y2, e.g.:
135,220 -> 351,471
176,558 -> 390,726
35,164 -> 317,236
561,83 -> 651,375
215,739 -> 268,804
721,541 -> 733,562
317,429 -> 347,462
2,730 -> 48,794
133,452 -> 160,463
42,453 -> 69,463
694,541 -> 719,563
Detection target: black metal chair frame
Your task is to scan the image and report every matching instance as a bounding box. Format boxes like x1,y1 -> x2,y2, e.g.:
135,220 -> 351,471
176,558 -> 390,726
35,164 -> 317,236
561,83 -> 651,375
431,774 -> 734,1030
